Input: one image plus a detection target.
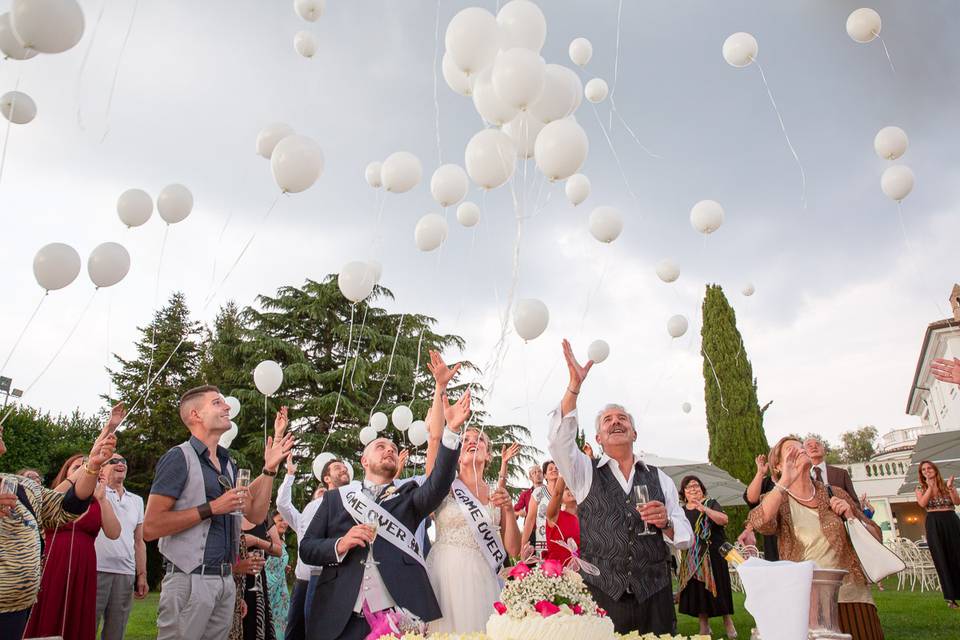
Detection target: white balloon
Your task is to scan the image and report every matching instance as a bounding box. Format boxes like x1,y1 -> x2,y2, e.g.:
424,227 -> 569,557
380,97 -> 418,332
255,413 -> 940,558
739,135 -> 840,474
880,165 -> 914,201
408,420 -> 428,447
584,78 -> 609,104
457,201 -> 481,227
655,259 -> 680,283
530,64 -> 582,124
568,37 -> 593,67
381,151 -> 422,194
117,189 -> 153,228
87,242 -> 130,288
156,184 -> 193,224
253,360 -> 283,396
513,298 -> 549,341
219,422 -> 239,448
742,283 -> 756,297
414,213 -> 448,252
587,339 -> 609,364
502,111 -> 545,159
472,65 -> 519,126
442,51 -> 473,96
874,126 -> 908,161
445,7 -> 501,75
681,402 -> 692,414
465,128 -> 516,189
565,173 -> 590,206
312,452 -> 336,482
846,8 -> 881,43
338,261 -> 377,303
0,91 -> 35,124
722,32 -> 758,68
10,0 -> 84,54
33,242 -> 80,291
430,164 -> 469,207
690,200 -> 724,235
271,134 -> 324,193
589,206 -> 624,243
256,123 -> 295,159
359,425 -> 378,446
365,161 -> 383,188
370,411 -> 388,432
392,405 -> 413,431
667,315 -> 689,339
492,47 -> 546,110
225,396 -> 241,419
294,0 -> 324,22
0,13 -> 36,59
496,0 -> 545,52
535,118 -> 588,181
367,260 -> 383,284
294,30 -> 317,58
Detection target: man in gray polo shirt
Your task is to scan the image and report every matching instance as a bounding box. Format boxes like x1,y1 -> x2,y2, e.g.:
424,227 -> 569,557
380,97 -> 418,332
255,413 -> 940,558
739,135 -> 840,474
144,385 -> 294,640
95,452 -> 147,639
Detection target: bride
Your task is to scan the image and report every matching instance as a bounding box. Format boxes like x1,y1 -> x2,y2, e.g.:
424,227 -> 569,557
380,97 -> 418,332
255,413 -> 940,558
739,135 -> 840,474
424,351 -> 522,633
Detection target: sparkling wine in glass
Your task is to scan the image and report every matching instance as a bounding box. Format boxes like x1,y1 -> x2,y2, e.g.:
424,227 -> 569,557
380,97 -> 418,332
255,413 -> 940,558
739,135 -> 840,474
247,549 -> 263,592
0,477 -> 17,519
232,469 -> 251,516
633,485 -> 656,536
363,511 -> 380,567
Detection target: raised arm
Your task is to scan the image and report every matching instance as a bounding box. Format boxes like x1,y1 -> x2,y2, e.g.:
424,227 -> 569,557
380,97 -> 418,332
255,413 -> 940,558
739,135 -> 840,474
931,357 -> 960,386
245,408 -> 295,524
95,481 -> 122,540
276,455 -> 302,533
414,392 -> 468,521
547,340 -> 595,504
425,350 -> 461,477
521,492 -> 540,547
916,483 -> 935,509
745,455 -> 768,506
545,477 -> 565,525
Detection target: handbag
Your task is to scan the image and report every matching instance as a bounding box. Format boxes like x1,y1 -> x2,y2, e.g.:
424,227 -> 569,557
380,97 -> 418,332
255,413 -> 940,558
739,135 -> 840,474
827,486 -> 905,583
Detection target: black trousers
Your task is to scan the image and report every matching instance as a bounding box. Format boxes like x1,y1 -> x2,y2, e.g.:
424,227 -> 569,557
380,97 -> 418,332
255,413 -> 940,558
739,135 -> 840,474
587,583 -> 675,635
336,614 -> 371,640
0,608 -> 30,640
286,579 -> 310,640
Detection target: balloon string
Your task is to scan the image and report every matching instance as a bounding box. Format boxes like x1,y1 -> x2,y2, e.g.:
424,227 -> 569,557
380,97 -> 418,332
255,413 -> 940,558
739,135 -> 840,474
432,0 -> 442,165
610,103 -> 662,159
701,343 -> 729,415
608,0 -> 623,131
753,58 -> 807,210
876,33 -> 896,74
106,288 -> 113,399
76,0 -> 108,130
643,336 -> 680,414
368,313 -> 406,421
896,202 -> 948,317
263,394 -> 268,450
99,0 -> 140,144
577,249 -> 612,337
143,224 -> 170,406
320,304 -> 356,454
590,103 -> 640,202
0,290 -> 99,426
208,210 -> 234,295
0,74 -> 22,188
409,327 -> 426,405
0,291 -> 46,378
369,191 -> 388,253
348,304 -> 369,390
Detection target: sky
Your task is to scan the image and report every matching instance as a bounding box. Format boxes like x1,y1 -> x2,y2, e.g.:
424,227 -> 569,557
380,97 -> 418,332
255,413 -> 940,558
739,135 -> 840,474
1,0 -> 958,464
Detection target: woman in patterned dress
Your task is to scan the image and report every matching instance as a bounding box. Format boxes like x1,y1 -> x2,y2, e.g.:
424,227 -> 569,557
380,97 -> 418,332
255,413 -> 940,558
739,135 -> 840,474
230,517 -> 283,640
265,512 -> 291,640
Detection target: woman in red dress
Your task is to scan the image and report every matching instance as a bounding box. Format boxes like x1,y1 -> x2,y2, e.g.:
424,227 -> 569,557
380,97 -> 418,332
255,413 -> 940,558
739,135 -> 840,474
24,454 -> 121,640
543,477 -> 580,565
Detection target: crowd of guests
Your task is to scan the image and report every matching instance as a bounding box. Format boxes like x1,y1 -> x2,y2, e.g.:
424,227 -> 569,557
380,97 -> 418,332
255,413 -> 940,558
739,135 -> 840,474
0,346 -> 959,640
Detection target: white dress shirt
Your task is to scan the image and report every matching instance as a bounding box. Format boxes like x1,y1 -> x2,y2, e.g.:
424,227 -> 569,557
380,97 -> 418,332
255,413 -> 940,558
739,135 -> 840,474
547,406 -> 692,550
276,475 -> 323,581
94,487 -> 144,575
810,461 -> 829,484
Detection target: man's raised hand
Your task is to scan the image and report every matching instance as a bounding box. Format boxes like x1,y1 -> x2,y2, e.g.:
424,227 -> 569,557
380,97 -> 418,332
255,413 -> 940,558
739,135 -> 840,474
562,339 -> 593,393
444,390 -> 471,432
427,350 -> 461,389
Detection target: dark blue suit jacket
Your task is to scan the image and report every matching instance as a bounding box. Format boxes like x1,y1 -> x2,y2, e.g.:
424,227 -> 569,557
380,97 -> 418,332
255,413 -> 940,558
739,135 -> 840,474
300,441 -> 459,640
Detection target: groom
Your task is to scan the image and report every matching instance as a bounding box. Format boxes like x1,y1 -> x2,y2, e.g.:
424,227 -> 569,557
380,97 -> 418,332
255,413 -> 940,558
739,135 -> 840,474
299,424 -> 462,640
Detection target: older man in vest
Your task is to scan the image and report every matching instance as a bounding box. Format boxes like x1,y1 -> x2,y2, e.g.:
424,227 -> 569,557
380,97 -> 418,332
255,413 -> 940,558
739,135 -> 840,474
548,340 -> 693,635
144,385 -> 295,640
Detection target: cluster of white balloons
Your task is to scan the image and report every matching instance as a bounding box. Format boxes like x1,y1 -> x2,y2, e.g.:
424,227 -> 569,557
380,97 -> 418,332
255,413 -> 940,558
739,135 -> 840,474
875,126 -> 912,202
256,123 -> 325,193
443,3 -> 590,194
219,396 -> 242,448
356,405 -> 426,447
118,183 -> 194,228
369,151 -> 423,194
33,240 -> 130,292
292,0 -> 324,57
337,260 -> 382,303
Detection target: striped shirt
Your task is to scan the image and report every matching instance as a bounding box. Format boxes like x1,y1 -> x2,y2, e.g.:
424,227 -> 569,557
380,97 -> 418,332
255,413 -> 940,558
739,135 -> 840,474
0,474 -> 90,613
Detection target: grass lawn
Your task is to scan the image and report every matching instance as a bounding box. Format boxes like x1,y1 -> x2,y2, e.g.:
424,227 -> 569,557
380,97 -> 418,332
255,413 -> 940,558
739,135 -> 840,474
126,577 -> 953,640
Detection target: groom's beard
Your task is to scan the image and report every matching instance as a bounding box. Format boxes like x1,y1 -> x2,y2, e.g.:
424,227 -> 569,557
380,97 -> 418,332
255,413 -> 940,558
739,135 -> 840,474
369,460 -> 398,478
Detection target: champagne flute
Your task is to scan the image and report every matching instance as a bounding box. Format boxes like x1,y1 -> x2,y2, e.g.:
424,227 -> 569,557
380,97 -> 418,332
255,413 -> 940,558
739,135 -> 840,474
1,477 -> 17,519
633,485 -> 656,536
247,549 -> 263,592
363,511 -> 380,567
232,469 -> 251,516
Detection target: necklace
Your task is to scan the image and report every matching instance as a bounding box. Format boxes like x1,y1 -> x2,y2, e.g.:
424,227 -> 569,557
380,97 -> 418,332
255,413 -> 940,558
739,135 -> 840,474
785,484 -> 816,503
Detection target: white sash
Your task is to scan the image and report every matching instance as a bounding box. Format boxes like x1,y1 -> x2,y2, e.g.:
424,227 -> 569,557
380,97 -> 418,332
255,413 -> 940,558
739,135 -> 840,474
338,482 -> 426,569
451,479 -> 508,572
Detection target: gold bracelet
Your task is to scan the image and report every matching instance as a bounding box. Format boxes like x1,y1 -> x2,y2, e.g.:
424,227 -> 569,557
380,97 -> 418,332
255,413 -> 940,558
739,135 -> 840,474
83,463 -> 101,476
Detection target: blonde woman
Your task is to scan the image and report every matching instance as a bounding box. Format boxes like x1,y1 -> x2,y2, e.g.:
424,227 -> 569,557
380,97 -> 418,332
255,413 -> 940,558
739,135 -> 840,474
424,351 -> 521,633
747,436 -> 884,640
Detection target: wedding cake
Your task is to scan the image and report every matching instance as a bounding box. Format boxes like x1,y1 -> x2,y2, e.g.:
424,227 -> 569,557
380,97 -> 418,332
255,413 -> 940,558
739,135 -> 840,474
485,560 -> 616,640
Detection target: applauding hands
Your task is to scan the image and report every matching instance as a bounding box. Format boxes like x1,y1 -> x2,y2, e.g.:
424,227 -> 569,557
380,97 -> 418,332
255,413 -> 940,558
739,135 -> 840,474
931,358 -> 960,386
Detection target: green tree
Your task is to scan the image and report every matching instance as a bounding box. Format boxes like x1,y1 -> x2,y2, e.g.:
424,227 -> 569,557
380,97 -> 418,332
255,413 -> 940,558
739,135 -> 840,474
701,285 -> 771,538
0,406 -> 101,482
838,426 -> 878,463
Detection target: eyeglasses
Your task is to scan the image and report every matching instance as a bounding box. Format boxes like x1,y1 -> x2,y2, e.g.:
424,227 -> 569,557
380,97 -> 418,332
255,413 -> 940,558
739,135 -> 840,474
106,458 -> 127,466
218,475 -> 233,491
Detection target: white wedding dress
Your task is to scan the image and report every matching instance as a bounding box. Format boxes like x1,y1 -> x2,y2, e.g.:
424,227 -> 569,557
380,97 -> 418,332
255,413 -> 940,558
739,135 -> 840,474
427,494 -> 502,633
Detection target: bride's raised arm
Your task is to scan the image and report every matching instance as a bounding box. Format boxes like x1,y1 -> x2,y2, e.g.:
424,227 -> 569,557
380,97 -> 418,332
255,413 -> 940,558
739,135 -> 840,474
425,350 -> 460,477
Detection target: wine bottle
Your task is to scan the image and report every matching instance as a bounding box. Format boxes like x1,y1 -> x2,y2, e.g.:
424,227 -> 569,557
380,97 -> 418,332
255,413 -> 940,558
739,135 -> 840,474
720,542 -> 746,566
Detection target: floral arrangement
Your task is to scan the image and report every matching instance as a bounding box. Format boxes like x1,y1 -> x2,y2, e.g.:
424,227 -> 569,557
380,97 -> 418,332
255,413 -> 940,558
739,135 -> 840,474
493,559 -> 603,619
